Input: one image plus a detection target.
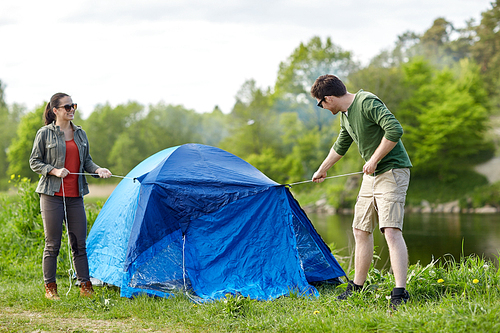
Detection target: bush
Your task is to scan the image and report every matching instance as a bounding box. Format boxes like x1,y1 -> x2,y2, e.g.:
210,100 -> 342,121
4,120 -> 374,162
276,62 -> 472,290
0,176 -> 43,255
0,176 -> 104,280
467,181 -> 500,208
406,170 -> 489,206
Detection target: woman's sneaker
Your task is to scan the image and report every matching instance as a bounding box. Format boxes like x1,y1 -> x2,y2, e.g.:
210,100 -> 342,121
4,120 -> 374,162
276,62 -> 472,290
336,280 -> 363,300
390,287 -> 410,310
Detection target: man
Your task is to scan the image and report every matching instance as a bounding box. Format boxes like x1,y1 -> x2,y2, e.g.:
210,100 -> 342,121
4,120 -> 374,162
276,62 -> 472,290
310,74 -> 412,309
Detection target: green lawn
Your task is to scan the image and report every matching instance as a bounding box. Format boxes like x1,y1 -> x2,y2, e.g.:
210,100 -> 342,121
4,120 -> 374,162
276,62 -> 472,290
1,255 -> 499,332
1,178 -> 499,332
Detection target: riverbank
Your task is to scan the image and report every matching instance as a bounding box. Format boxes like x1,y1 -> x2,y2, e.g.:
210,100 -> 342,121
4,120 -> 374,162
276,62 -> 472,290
303,198 -> 500,215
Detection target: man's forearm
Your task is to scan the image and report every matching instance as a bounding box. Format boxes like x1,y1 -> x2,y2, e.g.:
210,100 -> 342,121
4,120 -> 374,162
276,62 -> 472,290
313,147 -> 343,182
318,147 -> 343,173
371,137 -> 397,163
363,137 -> 397,174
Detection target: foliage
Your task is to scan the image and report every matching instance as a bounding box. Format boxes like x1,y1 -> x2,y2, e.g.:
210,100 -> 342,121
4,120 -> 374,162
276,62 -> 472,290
467,181 -> 500,208
0,176 -> 44,280
274,36 -> 358,131
407,169 -> 489,207
0,177 -> 104,283
108,102 -> 204,176
219,80 -> 283,164
0,81 -> 24,190
83,101 -> 145,169
275,36 -> 357,97
471,0 -> 500,110
6,105 -> 44,181
220,293 -> 255,318
400,57 -> 494,179
346,60 -> 407,113
1,175 -> 42,246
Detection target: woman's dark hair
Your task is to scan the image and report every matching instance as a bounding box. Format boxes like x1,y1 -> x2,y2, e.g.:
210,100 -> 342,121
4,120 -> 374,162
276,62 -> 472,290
310,75 -> 347,99
44,92 -> 70,125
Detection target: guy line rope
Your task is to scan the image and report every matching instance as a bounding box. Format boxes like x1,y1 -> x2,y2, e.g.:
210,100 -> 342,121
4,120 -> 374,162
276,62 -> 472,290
285,171 -> 364,187
69,172 -> 137,181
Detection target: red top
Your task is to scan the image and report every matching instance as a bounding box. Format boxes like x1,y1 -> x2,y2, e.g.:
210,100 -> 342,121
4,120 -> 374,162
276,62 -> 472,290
54,139 -> 81,197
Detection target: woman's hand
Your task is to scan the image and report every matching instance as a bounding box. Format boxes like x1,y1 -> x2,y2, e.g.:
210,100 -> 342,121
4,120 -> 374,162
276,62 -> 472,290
96,168 -> 112,178
49,168 -> 70,178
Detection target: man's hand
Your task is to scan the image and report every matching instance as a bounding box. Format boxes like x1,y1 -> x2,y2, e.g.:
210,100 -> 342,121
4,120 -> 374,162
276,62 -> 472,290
363,159 -> 378,175
363,138 -> 398,175
312,170 -> 327,183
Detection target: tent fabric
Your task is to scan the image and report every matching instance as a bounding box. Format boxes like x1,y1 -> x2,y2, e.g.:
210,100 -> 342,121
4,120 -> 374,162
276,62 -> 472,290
87,144 -> 345,301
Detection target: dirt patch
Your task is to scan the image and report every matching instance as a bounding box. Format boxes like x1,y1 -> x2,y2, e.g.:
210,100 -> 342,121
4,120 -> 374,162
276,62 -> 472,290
87,184 -> 117,198
0,308 -> 183,332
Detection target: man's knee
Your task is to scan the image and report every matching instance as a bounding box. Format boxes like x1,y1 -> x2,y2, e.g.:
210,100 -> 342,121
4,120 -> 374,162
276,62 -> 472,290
353,227 -> 372,240
383,227 -> 405,246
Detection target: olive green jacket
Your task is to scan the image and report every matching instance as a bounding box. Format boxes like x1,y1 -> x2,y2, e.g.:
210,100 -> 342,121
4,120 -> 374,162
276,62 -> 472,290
332,90 -> 412,175
29,122 -> 100,196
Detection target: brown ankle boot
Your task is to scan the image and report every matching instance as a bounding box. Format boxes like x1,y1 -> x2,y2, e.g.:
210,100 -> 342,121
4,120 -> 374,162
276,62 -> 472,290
45,282 -> 61,300
80,280 -> 94,297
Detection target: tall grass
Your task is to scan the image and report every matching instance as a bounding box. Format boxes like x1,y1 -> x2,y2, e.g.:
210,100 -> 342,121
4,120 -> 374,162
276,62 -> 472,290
1,178 -> 499,332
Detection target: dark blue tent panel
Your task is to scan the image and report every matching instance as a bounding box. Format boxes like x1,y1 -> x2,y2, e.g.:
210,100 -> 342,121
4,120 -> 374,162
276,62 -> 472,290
87,144 -> 345,301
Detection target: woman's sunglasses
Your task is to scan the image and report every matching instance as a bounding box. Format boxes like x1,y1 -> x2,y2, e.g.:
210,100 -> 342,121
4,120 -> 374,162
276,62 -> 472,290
58,103 -> 77,112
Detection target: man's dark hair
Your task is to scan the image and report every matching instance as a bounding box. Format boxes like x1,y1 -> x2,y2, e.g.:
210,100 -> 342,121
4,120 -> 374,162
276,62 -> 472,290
310,75 -> 347,99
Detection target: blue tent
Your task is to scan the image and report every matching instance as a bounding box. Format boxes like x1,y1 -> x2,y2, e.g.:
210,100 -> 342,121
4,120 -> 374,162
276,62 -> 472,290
87,144 -> 345,301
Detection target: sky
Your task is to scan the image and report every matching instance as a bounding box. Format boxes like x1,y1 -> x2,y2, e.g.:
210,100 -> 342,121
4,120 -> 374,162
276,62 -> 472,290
0,0 -> 494,118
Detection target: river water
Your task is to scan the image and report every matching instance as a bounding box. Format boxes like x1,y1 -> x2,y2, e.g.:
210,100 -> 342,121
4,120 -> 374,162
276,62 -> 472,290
309,213 -> 500,270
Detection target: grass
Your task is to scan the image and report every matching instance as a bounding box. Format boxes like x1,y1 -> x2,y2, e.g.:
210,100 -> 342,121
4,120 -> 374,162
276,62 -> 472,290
1,178 -> 500,332
1,256 -> 499,332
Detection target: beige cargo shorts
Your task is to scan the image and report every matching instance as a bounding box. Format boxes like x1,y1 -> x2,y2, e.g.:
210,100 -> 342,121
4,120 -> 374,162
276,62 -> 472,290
353,168 -> 410,233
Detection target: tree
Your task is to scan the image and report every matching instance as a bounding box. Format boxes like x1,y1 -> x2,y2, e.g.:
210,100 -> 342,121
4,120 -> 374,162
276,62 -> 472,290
0,81 -> 24,188
400,58 -> 493,179
274,36 -> 358,131
7,105 -> 45,180
419,18 -> 454,61
471,0 -> 500,111
220,80 -> 282,159
83,102 -> 145,167
108,103 -> 204,176
346,59 -> 407,115
391,31 -> 421,66
197,106 -> 230,147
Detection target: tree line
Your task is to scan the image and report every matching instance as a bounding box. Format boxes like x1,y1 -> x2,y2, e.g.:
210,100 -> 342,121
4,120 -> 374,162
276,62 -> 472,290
2,2 -> 500,207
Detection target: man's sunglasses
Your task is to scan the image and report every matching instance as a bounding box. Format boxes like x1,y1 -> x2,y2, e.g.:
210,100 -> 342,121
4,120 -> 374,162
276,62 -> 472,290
317,97 -> 326,108
58,103 -> 77,112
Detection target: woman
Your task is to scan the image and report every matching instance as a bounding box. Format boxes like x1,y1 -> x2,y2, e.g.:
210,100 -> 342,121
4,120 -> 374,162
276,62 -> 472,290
29,92 -> 112,300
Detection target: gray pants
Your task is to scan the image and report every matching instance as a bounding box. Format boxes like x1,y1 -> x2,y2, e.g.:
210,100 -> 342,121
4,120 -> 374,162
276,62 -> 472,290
40,194 -> 90,284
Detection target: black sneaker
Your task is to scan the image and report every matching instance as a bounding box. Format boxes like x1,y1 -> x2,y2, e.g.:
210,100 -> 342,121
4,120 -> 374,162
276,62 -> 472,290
390,288 -> 410,310
336,280 -> 363,300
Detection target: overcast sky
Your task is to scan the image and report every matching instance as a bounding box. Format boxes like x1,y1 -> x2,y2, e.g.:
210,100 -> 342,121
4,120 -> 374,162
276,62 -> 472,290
0,0 -> 493,117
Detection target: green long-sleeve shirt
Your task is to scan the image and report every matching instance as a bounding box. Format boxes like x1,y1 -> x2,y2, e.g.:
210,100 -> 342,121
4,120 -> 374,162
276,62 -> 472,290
332,90 -> 412,175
